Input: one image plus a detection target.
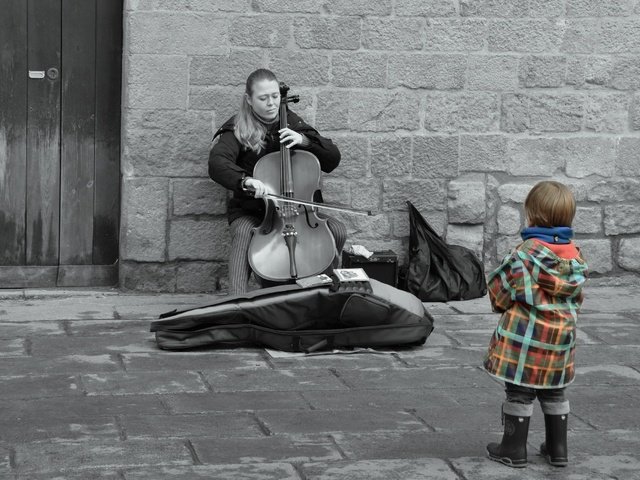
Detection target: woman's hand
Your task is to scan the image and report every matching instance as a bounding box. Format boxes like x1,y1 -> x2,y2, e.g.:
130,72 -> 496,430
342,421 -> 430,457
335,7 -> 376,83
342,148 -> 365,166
243,177 -> 268,198
279,128 -> 308,149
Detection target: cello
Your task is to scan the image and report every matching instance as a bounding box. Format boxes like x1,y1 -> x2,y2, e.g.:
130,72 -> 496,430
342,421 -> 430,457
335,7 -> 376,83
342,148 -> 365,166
247,83 -> 337,282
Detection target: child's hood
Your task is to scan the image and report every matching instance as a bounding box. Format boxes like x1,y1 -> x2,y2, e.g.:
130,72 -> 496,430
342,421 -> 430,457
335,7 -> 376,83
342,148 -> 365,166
516,239 -> 588,300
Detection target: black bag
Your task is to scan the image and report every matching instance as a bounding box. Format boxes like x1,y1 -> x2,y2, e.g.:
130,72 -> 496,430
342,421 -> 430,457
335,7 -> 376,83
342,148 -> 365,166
404,201 -> 487,302
150,279 -> 434,353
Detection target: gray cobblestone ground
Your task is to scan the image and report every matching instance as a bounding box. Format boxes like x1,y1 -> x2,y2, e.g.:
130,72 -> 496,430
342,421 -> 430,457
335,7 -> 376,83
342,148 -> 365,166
1,283 -> 639,479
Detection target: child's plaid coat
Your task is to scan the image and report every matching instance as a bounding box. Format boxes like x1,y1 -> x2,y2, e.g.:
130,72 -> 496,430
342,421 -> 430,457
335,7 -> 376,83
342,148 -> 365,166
483,239 -> 588,388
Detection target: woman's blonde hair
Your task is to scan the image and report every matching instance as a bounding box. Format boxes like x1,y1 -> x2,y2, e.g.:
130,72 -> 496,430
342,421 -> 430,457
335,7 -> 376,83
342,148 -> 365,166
524,181 -> 576,227
234,68 -> 278,153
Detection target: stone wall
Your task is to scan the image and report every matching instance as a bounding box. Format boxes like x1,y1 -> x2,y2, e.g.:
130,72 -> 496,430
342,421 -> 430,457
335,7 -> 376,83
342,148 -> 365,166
120,0 -> 640,292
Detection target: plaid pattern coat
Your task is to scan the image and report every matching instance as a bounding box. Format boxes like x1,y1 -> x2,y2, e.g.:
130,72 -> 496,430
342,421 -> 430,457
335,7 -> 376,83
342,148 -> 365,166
483,239 -> 588,388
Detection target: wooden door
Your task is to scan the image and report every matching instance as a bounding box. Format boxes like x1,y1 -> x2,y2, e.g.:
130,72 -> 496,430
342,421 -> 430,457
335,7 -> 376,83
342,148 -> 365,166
0,0 -> 122,287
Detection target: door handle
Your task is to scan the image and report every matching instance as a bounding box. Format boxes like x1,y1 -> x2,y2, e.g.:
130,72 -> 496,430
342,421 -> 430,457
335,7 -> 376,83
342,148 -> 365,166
28,68 -> 59,80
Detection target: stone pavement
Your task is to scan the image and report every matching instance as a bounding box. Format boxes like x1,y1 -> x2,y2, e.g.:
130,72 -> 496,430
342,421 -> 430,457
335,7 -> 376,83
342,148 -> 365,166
1,280 -> 639,480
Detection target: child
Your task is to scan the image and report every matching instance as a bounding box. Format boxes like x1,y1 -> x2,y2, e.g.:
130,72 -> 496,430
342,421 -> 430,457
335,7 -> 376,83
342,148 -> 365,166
484,181 -> 588,468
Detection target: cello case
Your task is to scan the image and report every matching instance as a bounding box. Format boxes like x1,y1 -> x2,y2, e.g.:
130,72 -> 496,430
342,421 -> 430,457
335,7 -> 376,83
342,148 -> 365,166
150,278 -> 434,353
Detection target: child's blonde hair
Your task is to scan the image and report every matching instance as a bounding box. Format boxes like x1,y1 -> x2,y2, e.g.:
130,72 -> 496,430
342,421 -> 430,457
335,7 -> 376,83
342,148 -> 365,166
524,181 -> 576,227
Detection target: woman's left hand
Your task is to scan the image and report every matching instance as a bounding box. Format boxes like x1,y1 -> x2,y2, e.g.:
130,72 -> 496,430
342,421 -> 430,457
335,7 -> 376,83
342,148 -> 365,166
279,128 -> 305,149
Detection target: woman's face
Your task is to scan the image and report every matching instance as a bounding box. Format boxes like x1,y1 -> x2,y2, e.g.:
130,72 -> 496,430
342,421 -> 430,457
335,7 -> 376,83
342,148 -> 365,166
247,79 -> 280,121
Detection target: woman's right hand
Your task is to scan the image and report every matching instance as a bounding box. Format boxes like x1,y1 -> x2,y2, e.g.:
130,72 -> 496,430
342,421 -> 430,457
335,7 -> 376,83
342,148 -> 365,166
243,177 -> 268,198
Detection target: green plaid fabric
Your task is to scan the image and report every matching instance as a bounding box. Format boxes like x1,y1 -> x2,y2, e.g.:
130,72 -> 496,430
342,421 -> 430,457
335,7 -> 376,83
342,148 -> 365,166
483,239 -> 588,388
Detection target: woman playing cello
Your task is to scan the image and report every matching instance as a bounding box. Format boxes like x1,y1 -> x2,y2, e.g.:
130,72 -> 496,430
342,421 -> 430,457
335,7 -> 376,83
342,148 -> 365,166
209,68 -> 347,295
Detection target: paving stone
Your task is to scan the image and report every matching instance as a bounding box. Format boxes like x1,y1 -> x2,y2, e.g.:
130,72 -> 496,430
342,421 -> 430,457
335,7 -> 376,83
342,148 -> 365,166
332,365 -> 496,390
569,430 -> 640,457
122,351 -> 269,371
581,324 -> 640,345
0,395 -> 167,419
395,346 -> 486,367
81,371 -> 208,396
123,463 -> 301,480
0,338 -> 26,357
257,409 -> 426,435
266,352 -> 400,370
0,374 -> 81,400
192,435 -> 343,464
301,388 -> 457,411
122,412 -> 264,439
29,333 -> 159,356
200,368 -> 348,393
164,391 -> 310,414
12,439 -> 193,473
574,364 -> 640,386
0,321 -> 65,337
0,414 -> 119,443
577,345 -> 640,367
301,458 -> 458,480
14,471 -> 122,479
66,319 -> 152,336
0,354 -> 121,376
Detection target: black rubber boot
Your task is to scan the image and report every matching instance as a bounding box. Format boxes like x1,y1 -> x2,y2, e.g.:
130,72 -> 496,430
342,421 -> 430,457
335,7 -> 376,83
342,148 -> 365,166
486,413 -> 530,468
539,413 -> 568,467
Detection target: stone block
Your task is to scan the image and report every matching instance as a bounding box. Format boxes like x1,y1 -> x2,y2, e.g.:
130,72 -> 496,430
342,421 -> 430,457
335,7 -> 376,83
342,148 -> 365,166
339,213 -> 392,238
253,0 -> 322,12
383,179 -> 447,212
168,218 -> 230,260
123,109 -> 213,177
460,135 -> 507,172
172,179 -> 227,216
466,55 -> 518,91
495,234 -> 523,260
332,52 -> 387,88
189,51 -> 264,86
269,50 -> 331,86
125,55 -> 189,110
318,91 -> 421,132
371,135 -> 412,177
128,0 -> 248,12
324,0 -> 392,15
567,0 -> 636,16
413,136 -> 459,179
388,54 -> 466,89
588,179 -> 640,202
460,0 -> 564,17
127,12 -> 228,55
566,56 -> 613,88
508,137 -> 565,176
424,93 -> 499,133
362,18 -> 424,50
518,55 -> 566,88
446,224 -> 484,258
330,135 -> 369,179
230,16 -> 291,47
176,261 -> 225,293
188,86 -> 240,124
574,206 -> 603,234
618,138 -> 640,176
487,19 -> 563,53
396,0 -> 457,16
321,178 -> 352,206
585,93 -> 630,132
501,93 -> 583,133
120,262 -> 178,292
608,57 -> 640,90
121,178 -> 169,262
392,209 -> 446,237
599,19 -> 640,53
618,237 -> 640,272
578,239 -> 613,273
632,93 -> 640,130
295,17 -> 361,50
561,19 -> 599,53
351,180 -> 382,212
604,204 -> 640,235
497,182 -> 534,203
497,206 -> 521,235
448,180 -> 486,224
425,19 -> 487,52
565,138 -> 617,178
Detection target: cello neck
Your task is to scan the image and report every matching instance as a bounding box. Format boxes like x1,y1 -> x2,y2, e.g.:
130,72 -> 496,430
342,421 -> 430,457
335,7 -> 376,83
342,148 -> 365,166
279,86 -> 294,198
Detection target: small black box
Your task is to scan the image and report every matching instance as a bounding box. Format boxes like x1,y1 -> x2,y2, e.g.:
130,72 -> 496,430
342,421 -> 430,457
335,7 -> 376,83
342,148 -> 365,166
341,249 -> 398,287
